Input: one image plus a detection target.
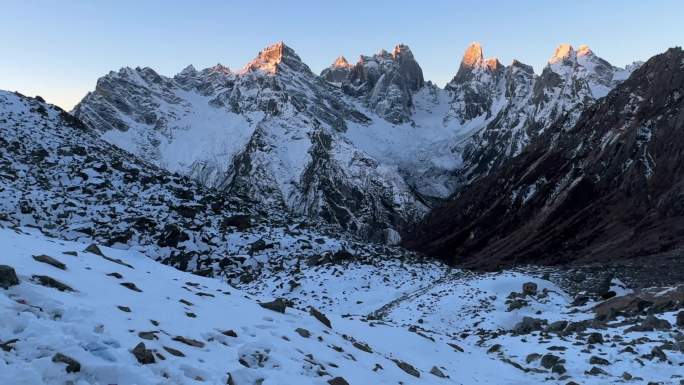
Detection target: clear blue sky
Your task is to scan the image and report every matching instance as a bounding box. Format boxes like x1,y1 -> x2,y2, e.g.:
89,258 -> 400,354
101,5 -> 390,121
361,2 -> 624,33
1,0 -> 682,110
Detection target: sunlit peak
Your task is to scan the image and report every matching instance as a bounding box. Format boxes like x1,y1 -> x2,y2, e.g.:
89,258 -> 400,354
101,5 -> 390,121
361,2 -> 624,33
332,56 -> 352,68
549,43 -> 575,64
577,44 -> 593,57
461,42 -> 484,68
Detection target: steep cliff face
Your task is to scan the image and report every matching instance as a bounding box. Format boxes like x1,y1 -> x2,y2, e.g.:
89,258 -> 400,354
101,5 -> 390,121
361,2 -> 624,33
404,48 -> 684,269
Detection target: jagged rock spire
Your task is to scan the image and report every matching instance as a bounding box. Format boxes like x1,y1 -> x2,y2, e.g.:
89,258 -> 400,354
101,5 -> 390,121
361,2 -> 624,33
461,42 -> 484,68
244,41 -> 310,74
452,42 -> 502,83
332,56 -> 352,68
549,43 -> 575,64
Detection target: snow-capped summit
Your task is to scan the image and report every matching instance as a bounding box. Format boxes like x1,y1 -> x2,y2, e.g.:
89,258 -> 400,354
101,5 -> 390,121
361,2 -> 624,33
448,42 -> 503,83
320,56 -> 354,83
576,43 -> 593,57
461,42 -> 484,68
534,42 -> 638,131
178,64 -> 198,75
451,42 -> 503,83
445,43 -> 507,123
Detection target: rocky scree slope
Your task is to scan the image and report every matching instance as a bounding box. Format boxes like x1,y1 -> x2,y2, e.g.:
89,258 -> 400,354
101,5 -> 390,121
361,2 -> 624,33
404,47 -> 684,269
0,89 -> 415,283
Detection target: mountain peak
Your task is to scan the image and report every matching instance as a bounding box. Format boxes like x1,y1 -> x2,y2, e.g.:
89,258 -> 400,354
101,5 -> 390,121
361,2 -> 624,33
549,43 -> 575,64
332,56 -> 352,68
244,41 -> 305,74
461,42 -> 484,68
451,42 -> 502,83
577,44 -> 593,57
484,57 -> 502,71
207,63 -> 231,74
392,44 -> 414,59
179,64 -> 197,75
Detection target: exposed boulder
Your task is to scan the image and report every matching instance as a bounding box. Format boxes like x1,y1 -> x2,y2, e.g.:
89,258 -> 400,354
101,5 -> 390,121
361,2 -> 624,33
0,265 -> 19,289
52,353 -> 81,373
625,315 -> 671,332
513,317 -> 546,335
393,359 -> 420,378
32,275 -> 74,292
327,377 -> 350,385
32,255 -> 66,270
522,282 -> 538,296
132,342 -> 155,364
309,307 -> 332,328
258,298 -> 290,313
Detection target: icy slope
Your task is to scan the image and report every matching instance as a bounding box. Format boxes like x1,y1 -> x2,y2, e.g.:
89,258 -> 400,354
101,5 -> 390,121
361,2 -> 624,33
239,256 -> 684,385
0,226 -> 532,385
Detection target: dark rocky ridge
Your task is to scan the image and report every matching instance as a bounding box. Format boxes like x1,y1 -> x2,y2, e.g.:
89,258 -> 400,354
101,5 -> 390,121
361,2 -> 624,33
321,44 -> 424,124
404,47 -> 684,269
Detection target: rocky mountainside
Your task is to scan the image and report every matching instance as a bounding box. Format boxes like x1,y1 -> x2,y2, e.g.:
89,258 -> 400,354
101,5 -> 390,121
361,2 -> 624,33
0,89 -> 416,283
447,43 -> 638,186
73,42 -> 636,242
74,43 -> 428,243
404,48 -> 684,269
321,44 -> 424,124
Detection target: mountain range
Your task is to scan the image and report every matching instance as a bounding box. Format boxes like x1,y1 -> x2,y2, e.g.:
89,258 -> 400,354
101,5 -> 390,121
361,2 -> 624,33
3,40 -> 684,385
72,41 -> 639,244
404,47 -> 684,269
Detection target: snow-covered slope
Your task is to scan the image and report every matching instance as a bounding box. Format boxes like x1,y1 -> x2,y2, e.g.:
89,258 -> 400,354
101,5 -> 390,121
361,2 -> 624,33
5,226 -> 683,385
0,226 -> 532,385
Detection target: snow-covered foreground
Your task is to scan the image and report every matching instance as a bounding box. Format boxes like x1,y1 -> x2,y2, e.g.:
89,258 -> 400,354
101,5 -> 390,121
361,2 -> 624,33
242,255 -> 684,384
2,226 -> 683,384
1,226 -> 530,385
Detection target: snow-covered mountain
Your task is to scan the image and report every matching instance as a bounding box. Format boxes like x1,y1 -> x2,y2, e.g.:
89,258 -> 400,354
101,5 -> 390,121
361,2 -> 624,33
405,48 -> 684,269
321,44 -> 424,124
74,43 -> 428,243
3,46 -> 684,385
0,89 -> 418,283
446,43 -> 640,185
73,42 -> 637,242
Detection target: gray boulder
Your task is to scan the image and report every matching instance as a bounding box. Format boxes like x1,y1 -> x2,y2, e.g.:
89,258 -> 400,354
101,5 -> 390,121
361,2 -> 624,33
0,265 -> 19,289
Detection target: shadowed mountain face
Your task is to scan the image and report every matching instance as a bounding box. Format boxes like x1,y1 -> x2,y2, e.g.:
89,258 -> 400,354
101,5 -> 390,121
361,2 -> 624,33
404,48 -> 684,270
